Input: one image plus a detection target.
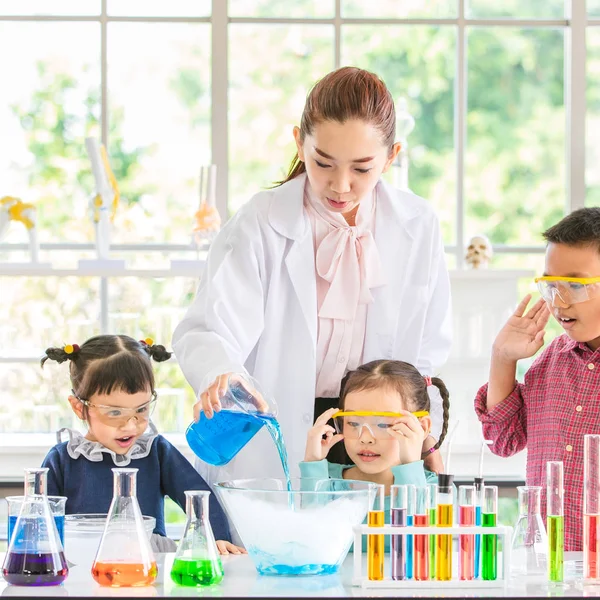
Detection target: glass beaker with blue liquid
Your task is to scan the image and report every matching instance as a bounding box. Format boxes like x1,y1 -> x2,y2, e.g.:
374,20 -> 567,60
2,468 -> 68,586
186,374 -> 279,466
6,496 -> 67,548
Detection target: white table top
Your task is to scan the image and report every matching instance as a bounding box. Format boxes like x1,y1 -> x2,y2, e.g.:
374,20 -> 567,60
0,552 -> 593,598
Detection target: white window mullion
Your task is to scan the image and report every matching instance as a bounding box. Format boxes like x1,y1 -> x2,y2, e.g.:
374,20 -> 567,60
334,0 -> 341,68
455,0 -> 466,267
212,0 -> 229,219
566,0 -> 587,212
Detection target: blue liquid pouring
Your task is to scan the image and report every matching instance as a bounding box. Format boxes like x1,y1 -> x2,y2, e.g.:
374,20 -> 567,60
186,409 -> 291,491
8,515 -> 64,547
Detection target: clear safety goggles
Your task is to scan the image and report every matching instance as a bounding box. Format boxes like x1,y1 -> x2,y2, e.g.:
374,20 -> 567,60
332,410 -> 429,440
74,389 -> 158,427
535,276 -> 600,306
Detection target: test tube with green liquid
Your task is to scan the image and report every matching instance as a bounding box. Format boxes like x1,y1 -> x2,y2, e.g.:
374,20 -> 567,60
428,483 -> 437,580
547,461 -> 564,583
482,485 -> 498,581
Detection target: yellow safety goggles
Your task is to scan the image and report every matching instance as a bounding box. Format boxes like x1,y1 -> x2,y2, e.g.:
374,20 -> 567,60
535,276 -> 600,305
332,410 -> 429,440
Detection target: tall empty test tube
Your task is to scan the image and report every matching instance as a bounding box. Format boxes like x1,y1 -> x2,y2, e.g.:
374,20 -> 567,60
413,486 -> 429,581
459,485 -> 476,581
585,435 -> 600,581
436,474 -> 454,581
547,461 -> 564,583
368,485 -> 385,581
482,486 -> 498,581
428,484 -> 437,580
390,484 -> 407,581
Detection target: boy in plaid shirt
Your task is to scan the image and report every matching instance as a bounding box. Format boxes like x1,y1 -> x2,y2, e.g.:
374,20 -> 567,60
475,207 -> 600,550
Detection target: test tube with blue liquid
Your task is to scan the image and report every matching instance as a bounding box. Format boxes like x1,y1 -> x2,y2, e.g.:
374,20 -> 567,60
390,484 -> 407,580
406,484 -> 416,579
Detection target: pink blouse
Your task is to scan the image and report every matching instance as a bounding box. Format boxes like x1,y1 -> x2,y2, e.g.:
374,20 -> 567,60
304,181 -> 386,398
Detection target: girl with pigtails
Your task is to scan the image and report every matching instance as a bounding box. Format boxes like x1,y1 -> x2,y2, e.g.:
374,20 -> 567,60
40,334 -> 244,555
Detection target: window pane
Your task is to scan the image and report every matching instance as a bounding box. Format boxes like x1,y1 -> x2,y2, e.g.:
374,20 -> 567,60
342,26 -> 456,244
467,0 -> 564,19
587,29 -> 600,206
108,0 -> 210,17
0,23 -> 100,243
0,0 -> 99,15
0,277 -> 100,357
228,24 -> 334,212
229,0 -> 333,18
342,0 -> 456,19
107,23 -> 210,243
590,1 -> 600,17
107,277 -> 197,433
0,363 -> 78,433
466,28 -> 565,245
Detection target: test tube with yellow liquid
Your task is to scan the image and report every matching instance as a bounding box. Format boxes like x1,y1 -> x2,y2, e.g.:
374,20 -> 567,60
368,485 -> 385,581
436,474 -> 454,581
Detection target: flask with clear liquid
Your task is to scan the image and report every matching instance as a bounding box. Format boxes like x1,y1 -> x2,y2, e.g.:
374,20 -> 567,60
170,490 -> 224,586
91,468 -> 157,587
511,486 -> 548,575
2,468 -> 68,586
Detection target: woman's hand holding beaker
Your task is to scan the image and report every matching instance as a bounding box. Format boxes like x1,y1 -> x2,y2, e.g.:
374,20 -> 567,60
194,373 -> 269,421
387,410 -> 426,465
304,408 -> 344,462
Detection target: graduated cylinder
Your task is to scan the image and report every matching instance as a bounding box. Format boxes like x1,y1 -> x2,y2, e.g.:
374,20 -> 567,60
585,435 -> 600,581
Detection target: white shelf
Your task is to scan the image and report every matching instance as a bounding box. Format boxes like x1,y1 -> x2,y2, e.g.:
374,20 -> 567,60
449,269 -> 535,280
0,261 -> 206,277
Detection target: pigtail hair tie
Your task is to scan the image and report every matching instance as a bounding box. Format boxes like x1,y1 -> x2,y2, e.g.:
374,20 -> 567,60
424,376 -> 432,386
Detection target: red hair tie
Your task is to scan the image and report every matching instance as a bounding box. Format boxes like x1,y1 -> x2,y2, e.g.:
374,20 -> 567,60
424,376 -> 432,386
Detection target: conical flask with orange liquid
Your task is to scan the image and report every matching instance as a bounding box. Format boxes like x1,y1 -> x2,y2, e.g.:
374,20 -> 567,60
91,468 -> 157,587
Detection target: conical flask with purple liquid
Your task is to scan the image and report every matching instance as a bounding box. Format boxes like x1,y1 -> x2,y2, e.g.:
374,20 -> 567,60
2,468 -> 68,586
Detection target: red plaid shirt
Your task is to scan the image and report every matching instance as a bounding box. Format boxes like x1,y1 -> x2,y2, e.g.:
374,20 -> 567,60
474,334 -> 600,551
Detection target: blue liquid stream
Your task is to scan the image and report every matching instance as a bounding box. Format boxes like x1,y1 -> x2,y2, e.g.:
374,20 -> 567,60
187,409 -> 291,490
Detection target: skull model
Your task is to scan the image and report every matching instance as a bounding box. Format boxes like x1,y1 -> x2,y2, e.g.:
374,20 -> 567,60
465,235 -> 493,269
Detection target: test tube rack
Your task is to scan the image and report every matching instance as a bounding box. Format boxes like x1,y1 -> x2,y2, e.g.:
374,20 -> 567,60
352,524 -> 513,589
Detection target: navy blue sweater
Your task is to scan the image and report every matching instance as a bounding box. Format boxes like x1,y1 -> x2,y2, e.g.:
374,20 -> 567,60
41,435 -> 230,541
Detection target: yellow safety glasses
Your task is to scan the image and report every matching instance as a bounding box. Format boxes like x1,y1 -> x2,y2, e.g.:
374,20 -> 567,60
332,410 -> 429,440
535,276 -> 600,306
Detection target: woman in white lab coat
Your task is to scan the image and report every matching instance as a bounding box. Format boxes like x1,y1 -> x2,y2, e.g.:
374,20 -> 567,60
173,66 -> 452,490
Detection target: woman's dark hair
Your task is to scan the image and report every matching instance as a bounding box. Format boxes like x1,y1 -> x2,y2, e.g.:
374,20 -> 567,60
339,359 -> 450,456
274,66 -> 397,186
41,335 -> 171,405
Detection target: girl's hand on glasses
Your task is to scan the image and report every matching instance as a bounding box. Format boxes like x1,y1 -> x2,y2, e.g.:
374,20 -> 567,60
387,411 -> 426,465
492,294 -> 550,363
304,407 -> 344,462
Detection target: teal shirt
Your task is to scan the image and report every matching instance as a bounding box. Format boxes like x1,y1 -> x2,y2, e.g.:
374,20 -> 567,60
299,459 -> 438,552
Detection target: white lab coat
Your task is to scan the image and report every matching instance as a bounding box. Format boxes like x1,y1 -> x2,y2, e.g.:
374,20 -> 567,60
173,173 -> 452,490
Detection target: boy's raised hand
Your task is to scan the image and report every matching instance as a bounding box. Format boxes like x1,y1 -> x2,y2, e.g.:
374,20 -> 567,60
493,294 -> 550,362
304,407 -> 344,462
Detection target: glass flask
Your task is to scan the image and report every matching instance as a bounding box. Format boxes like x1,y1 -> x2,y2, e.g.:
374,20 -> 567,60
510,486 -> 548,576
2,468 -> 68,586
170,490 -> 224,586
91,468 -> 157,587
185,373 -> 279,466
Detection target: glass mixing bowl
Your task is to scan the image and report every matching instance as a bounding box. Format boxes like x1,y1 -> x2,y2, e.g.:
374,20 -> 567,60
64,513 -> 155,567
215,478 -> 376,576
